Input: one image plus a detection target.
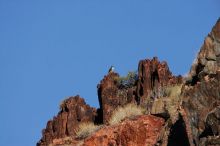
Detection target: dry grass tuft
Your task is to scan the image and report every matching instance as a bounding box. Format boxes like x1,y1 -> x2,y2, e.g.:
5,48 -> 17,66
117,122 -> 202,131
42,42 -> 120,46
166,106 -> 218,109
75,122 -> 102,139
109,103 -> 145,125
164,84 -> 182,98
164,84 -> 183,123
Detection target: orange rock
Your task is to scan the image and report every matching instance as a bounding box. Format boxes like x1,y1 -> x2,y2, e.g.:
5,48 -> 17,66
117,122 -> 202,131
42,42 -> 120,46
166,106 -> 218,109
83,115 -> 165,146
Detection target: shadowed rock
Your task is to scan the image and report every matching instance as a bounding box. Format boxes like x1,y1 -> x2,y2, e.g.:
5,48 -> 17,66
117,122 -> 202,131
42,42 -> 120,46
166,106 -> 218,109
136,57 -> 182,105
182,18 -> 220,146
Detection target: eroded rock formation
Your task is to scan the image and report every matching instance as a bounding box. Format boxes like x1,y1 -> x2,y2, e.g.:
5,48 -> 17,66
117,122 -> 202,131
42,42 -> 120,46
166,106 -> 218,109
37,18 -> 220,146
182,18 -> 220,146
97,57 -> 182,124
97,72 -> 137,124
137,57 -> 182,101
136,57 -> 182,111
37,96 -> 97,146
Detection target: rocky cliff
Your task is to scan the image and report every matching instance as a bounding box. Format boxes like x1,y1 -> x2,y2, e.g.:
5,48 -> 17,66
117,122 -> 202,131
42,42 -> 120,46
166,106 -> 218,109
182,18 -> 220,146
37,18 -> 220,146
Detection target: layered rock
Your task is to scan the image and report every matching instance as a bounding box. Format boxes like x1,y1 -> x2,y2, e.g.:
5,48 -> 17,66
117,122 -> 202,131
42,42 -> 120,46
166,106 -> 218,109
97,72 -> 137,124
136,57 -> 182,106
83,115 -> 165,146
37,96 -> 97,146
43,114 -> 192,146
182,18 -> 220,145
187,18 -> 220,84
37,18 -> 220,146
39,115 -> 168,146
97,58 -> 182,124
38,57 -> 183,145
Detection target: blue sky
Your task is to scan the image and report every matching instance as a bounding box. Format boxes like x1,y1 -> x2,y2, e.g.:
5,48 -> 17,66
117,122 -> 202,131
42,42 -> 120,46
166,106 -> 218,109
0,0 -> 219,146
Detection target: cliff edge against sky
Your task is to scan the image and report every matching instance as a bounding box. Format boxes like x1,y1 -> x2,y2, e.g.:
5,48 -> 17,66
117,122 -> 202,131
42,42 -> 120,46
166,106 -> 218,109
37,18 -> 220,146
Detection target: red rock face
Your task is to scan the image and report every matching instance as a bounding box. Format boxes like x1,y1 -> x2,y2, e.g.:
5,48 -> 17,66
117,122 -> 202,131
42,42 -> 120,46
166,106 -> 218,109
83,115 -> 165,146
136,57 -> 182,106
37,96 -> 97,146
37,18 -> 220,146
97,72 -> 137,124
38,58 -> 181,145
97,58 -> 182,124
182,19 -> 220,145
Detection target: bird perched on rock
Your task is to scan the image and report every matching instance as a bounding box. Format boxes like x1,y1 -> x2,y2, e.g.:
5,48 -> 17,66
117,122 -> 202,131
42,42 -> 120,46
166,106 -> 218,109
108,65 -> 115,73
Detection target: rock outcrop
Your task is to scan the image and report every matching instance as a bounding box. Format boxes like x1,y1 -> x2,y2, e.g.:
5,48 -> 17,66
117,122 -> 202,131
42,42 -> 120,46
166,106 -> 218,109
182,18 -> 220,146
137,57 -> 182,102
38,57 -> 183,146
37,96 -> 97,146
83,115 -> 165,146
97,58 -> 182,124
38,18 -> 220,146
97,72 -> 137,124
136,57 -> 182,113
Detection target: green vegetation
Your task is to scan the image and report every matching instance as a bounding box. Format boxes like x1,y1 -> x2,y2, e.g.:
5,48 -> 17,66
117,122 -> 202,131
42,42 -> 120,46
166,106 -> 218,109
117,71 -> 138,88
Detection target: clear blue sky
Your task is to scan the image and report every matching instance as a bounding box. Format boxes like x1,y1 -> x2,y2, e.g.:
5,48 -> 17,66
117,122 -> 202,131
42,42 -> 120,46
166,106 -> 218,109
0,0 -> 219,145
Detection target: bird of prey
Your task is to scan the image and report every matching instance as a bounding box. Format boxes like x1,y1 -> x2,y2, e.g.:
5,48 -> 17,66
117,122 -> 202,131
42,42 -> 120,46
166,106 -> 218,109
108,65 -> 115,73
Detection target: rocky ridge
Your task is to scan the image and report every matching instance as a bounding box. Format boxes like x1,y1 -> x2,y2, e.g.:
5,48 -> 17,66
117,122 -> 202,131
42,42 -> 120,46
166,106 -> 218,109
182,18 -> 220,146
37,18 -> 220,146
